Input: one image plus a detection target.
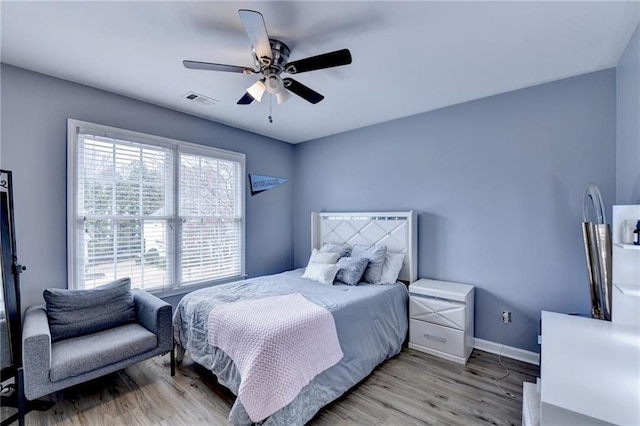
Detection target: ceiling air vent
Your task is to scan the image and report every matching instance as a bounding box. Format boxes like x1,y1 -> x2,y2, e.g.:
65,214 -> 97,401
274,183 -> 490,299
183,92 -> 219,106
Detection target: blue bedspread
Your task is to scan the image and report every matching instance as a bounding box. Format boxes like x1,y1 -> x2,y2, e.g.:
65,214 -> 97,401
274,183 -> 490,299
173,268 -> 408,425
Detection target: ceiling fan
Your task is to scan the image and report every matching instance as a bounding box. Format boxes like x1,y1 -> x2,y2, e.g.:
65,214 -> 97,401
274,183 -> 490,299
183,9 -> 352,106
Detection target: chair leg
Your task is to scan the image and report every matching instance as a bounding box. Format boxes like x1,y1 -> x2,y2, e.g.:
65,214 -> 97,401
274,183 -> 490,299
17,367 -> 24,426
170,343 -> 175,376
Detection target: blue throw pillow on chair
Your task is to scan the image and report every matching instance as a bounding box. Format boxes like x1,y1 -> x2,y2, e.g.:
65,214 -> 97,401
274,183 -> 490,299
44,277 -> 136,342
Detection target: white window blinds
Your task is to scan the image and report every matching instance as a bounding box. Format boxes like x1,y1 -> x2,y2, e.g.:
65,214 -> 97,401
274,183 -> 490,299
76,134 -> 175,290
179,152 -> 243,284
68,120 -> 245,292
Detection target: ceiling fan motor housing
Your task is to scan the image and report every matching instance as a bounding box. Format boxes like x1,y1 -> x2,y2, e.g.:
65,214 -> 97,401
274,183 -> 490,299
253,39 -> 290,73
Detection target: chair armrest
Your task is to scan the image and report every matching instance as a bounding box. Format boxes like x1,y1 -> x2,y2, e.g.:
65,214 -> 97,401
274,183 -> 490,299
132,290 -> 172,353
22,305 -> 52,400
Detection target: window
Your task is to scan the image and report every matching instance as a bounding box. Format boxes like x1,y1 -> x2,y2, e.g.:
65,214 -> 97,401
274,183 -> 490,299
67,120 -> 245,292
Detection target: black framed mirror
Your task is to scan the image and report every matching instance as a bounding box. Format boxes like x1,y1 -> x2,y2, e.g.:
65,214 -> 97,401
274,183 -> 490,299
0,169 -> 21,380
0,170 -> 25,426
0,170 -> 51,426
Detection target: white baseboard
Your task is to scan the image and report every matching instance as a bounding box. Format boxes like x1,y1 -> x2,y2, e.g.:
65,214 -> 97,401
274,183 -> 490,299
474,338 -> 540,365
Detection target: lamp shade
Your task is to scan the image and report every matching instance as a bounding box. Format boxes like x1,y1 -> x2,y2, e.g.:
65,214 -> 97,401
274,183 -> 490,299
275,89 -> 292,105
247,80 -> 266,102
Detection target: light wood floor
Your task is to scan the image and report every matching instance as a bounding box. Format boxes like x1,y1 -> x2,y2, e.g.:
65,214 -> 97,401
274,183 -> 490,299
4,348 -> 539,425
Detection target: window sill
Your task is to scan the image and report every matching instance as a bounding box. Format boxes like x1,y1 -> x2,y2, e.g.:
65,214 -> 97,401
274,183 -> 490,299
151,275 -> 247,299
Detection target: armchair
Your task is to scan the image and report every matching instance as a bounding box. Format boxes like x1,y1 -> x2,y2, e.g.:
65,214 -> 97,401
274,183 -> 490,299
22,287 -> 174,401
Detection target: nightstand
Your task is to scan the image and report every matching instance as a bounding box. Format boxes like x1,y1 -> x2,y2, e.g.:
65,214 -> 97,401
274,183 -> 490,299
408,278 -> 475,364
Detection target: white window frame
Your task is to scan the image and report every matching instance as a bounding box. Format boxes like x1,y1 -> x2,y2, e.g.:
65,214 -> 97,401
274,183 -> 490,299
67,119 -> 246,294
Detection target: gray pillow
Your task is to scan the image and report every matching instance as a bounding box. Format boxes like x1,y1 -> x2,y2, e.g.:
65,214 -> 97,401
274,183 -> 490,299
351,244 -> 387,284
335,257 -> 368,286
320,243 -> 352,258
44,278 -> 136,342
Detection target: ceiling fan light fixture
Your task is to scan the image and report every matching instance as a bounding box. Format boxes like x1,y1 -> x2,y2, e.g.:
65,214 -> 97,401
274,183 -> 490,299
265,74 -> 283,94
275,89 -> 292,105
246,80 -> 266,102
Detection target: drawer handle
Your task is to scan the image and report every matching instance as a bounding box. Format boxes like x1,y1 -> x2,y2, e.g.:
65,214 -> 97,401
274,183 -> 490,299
424,333 -> 447,343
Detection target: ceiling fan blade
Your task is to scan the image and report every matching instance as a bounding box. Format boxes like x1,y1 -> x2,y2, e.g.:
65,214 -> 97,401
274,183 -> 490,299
283,78 -> 324,104
238,9 -> 273,67
183,60 -> 255,74
285,49 -> 352,74
237,93 -> 255,105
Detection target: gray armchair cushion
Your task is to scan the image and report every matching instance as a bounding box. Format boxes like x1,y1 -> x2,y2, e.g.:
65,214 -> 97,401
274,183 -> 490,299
49,323 -> 156,382
44,278 -> 136,342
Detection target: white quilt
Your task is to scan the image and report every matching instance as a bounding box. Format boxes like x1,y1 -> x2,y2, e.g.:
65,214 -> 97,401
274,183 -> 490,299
207,293 -> 344,422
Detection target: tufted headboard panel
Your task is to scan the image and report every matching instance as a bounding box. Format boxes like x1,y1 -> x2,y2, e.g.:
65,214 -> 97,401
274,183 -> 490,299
311,211 -> 417,284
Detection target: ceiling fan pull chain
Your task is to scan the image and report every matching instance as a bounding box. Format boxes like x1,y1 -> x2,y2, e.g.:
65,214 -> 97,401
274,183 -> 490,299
268,95 -> 273,123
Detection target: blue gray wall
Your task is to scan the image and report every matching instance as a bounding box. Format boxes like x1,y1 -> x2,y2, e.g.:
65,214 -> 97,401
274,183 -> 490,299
616,23 -> 640,205
0,64 -> 295,310
0,62 -> 623,353
293,69 -> 617,353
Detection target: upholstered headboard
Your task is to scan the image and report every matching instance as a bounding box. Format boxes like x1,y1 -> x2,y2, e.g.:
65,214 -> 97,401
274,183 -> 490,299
311,211 -> 417,284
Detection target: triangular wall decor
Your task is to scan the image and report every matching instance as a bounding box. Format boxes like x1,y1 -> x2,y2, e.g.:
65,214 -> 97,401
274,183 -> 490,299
249,174 -> 288,196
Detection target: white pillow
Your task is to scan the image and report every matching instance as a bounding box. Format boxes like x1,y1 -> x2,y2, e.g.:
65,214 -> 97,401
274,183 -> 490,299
307,248 -> 340,265
379,252 -> 406,284
302,263 -> 339,285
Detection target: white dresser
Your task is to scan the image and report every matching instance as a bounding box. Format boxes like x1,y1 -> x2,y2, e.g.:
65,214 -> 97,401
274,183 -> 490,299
539,311 -> 639,425
612,205 -> 640,326
408,278 -> 475,364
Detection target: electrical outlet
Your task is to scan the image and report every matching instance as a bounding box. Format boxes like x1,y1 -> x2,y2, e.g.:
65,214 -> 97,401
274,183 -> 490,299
502,311 -> 512,324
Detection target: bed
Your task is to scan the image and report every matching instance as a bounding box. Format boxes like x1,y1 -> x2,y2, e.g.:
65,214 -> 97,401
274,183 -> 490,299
173,211 -> 417,425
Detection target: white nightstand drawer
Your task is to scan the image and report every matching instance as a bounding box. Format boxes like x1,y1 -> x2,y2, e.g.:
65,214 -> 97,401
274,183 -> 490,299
409,294 -> 465,330
410,319 -> 464,357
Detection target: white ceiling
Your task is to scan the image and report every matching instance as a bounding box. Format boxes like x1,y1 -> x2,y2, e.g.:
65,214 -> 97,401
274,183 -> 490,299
2,1 -> 639,144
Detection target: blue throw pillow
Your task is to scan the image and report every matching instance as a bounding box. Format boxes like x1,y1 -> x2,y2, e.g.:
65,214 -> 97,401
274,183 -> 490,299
335,257 -> 369,286
44,278 -> 136,342
351,244 -> 387,284
320,243 -> 352,258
